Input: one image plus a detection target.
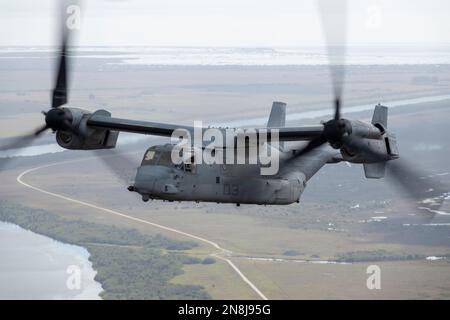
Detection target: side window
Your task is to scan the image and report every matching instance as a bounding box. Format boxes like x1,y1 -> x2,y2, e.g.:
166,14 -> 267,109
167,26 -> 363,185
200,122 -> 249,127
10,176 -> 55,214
142,149 -> 158,165
158,151 -> 174,167
145,150 -> 155,161
184,155 -> 196,173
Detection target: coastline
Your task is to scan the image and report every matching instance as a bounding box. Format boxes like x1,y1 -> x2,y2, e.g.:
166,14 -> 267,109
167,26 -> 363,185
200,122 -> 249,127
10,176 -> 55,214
0,201 -> 211,300
0,221 -> 103,300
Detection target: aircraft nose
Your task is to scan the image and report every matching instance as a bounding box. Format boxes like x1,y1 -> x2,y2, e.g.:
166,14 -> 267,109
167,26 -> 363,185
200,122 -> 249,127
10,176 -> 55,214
133,165 -> 174,195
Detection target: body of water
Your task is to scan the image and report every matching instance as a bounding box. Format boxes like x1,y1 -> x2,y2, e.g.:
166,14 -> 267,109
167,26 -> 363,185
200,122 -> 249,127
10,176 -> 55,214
0,221 -> 103,299
1,45 -> 450,66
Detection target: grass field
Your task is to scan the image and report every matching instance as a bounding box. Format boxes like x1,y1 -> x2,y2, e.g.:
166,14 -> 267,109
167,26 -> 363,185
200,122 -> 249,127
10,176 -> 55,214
232,259 -> 450,299
2,159 -> 449,299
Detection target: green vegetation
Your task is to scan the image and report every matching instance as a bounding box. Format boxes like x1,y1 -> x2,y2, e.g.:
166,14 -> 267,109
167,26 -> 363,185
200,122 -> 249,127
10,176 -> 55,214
90,246 -> 207,299
0,200 -> 210,299
283,250 -> 301,256
335,250 -> 424,263
201,257 -> 216,265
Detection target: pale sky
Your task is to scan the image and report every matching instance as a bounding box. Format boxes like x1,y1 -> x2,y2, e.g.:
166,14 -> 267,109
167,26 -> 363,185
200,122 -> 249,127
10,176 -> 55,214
0,0 -> 449,47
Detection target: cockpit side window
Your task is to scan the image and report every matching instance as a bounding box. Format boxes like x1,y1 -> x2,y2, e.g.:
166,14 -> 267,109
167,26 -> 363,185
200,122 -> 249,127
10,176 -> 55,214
141,146 -> 196,173
142,149 -> 159,165
158,150 -> 173,167
183,155 -> 196,173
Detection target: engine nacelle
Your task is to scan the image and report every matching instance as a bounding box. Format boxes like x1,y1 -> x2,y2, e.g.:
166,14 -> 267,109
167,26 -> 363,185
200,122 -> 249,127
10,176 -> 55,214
56,108 -> 119,150
349,120 -> 383,140
340,120 -> 398,164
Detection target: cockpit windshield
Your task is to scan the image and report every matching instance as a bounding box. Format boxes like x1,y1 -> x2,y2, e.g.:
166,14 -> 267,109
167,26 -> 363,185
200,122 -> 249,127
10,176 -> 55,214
141,145 -> 197,173
158,150 -> 173,166
141,146 -> 174,167
142,148 -> 158,165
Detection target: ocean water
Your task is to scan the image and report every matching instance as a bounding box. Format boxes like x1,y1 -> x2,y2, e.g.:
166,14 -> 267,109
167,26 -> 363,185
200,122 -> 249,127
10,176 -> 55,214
0,221 -> 103,299
1,45 -> 450,65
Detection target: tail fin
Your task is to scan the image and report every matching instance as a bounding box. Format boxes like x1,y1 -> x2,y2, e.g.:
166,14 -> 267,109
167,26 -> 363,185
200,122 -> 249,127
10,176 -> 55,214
267,101 -> 286,150
364,104 -> 388,179
267,101 -> 286,128
363,162 -> 386,179
371,104 -> 388,128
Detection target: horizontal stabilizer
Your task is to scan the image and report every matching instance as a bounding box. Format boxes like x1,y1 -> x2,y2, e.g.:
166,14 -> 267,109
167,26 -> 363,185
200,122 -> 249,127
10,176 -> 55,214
363,162 -> 386,179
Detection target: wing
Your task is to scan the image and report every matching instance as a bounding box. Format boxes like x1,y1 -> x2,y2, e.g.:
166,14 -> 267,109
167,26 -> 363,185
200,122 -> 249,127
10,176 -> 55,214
87,114 -> 324,141
275,126 -> 324,141
87,114 -> 194,137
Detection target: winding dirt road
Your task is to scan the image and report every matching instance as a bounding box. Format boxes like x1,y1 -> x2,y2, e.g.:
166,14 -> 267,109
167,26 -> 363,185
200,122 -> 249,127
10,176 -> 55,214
16,160 -> 268,300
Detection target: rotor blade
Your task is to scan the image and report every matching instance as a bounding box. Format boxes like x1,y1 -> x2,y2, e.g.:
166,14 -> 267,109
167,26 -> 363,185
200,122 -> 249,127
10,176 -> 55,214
92,149 -> 139,187
35,124 -> 49,136
52,1 -> 79,109
334,97 -> 341,121
386,159 -> 449,218
341,135 -> 448,219
317,0 -> 348,119
292,135 -> 327,158
0,124 -> 48,171
0,125 -> 48,152
52,29 -> 68,109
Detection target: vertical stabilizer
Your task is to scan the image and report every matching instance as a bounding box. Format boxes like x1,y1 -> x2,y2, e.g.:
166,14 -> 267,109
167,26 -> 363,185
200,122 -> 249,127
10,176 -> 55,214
371,104 -> 388,128
267,101 -> 286,128
363,162 -> 386,179
364,104 -> 389,178
267,101 -> 286,150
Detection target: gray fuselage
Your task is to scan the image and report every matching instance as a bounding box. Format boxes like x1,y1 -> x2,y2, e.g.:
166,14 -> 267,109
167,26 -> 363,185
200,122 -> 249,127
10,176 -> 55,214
132,143 -> 338,205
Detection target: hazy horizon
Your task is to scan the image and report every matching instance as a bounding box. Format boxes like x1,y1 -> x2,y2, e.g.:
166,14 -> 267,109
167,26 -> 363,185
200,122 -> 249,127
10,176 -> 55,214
2,0 -> 450,47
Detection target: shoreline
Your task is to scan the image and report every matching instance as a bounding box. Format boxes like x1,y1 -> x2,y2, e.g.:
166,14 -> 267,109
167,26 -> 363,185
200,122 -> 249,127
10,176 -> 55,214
2,45 -> 450,66
0,201 -> 211,300
0,221 -> 103,300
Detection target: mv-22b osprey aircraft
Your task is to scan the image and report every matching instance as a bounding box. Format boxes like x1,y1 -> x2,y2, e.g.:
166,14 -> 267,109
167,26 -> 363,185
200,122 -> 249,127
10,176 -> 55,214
0,1 -> 446,214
